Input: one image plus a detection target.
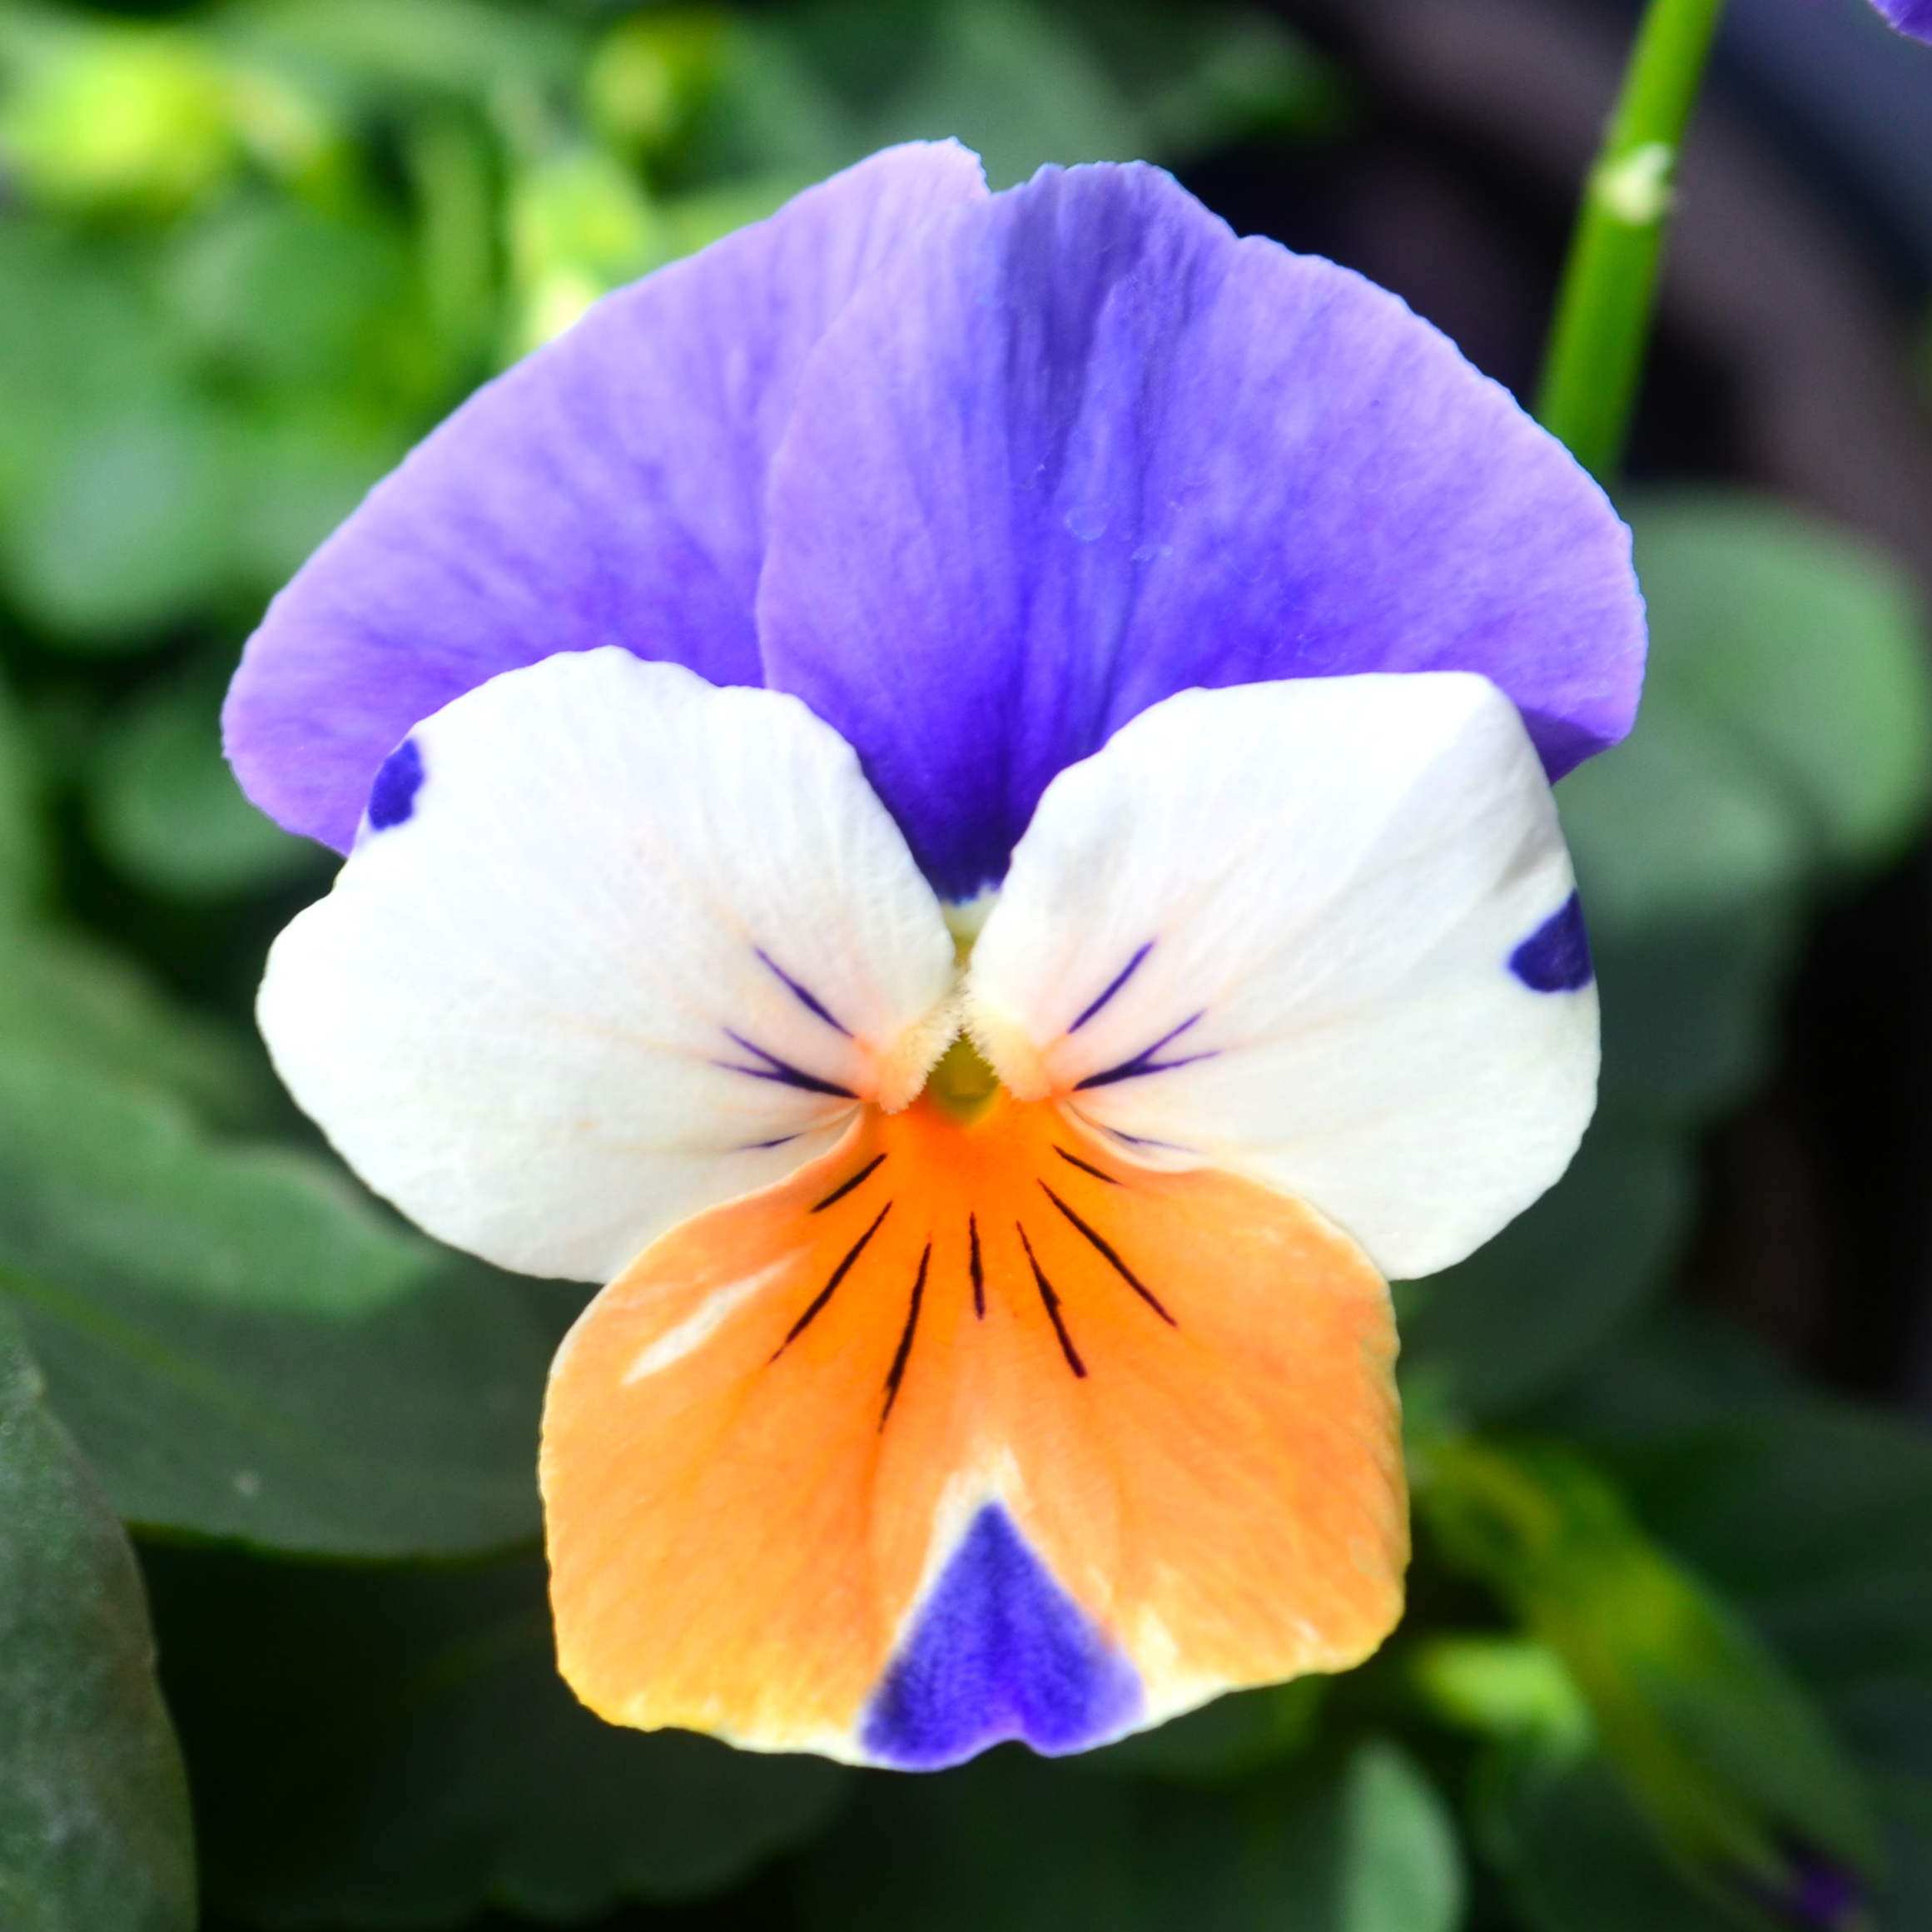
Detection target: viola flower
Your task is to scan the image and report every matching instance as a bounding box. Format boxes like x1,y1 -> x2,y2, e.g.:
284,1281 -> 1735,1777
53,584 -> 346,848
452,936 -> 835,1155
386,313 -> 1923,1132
226,144 -> 1644,1770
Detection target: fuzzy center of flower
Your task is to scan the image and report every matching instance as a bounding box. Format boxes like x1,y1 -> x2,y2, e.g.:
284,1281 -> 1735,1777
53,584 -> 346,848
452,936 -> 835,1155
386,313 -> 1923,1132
924,1033 -> 1002,1125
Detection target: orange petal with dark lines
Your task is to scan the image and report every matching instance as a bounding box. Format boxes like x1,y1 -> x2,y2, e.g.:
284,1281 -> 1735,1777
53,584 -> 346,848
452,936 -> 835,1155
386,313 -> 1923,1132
539,1090 -> 1406,1767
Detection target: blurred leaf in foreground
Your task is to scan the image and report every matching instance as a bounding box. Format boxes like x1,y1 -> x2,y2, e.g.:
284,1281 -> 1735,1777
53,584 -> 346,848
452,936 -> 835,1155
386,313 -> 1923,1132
1554,1314 -> 1932,1930
1413,1636 -> 1761,1930
146,1543 -> 849,1924
1416,1434 -> 1880,1923
1479,1748 -> 1776,1932
0,1305 -> 194,1932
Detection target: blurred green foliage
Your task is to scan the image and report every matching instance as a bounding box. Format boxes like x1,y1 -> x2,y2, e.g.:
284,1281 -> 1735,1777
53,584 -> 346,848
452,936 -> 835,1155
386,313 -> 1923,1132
0,1303 -> 195,1932
0,3 -> 1930,1930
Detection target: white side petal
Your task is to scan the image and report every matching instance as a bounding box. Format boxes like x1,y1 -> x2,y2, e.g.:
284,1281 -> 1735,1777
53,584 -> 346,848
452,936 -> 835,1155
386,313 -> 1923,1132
965,674 -> 1598,1279
258,649 -> 956,1282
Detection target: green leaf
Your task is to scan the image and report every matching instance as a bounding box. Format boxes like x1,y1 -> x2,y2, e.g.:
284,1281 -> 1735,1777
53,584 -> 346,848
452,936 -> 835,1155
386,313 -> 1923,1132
1558,709 -> 1807,944
4,400 -> 236,645
0,926 -> 273,1130
1625,492 -> 1932,877
1592,901 -> 1805,1125
0,1306 -> 194,1932
228,400 -> 406,589
1416,1437 -> 1882,1893
0,23 -> 241,218
0,220 -> 242,648
860,0 -> 1144,188
164,191 -> 415,393
1479,1748 -> 1750,1932
142,1543 -> 849,1922
1552,1314 -> 1932,1930
237,0 -> 584,107
587,10 -> 732,166
0,219 -> 176,519
1561,489 -> 1932,942
691,19 -> 857,185
0,1051 -> 566,1554
0,1050 -> 432,1316
1335,1737 -> 1467,1932
1045,0 -> 1348,156
752,0 -> 1343,194
1397,1108 -> 1693,1418
1413,1636 -> 1595,1754
1551,1314 -> 1932,1689
799,1737 -> 1463,1931
88,663 -> 324,901
0,663 -> 44,925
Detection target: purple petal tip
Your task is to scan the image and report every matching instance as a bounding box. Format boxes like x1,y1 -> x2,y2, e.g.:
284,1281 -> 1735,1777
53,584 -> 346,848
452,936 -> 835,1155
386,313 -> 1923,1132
1871,0 -> 1932,45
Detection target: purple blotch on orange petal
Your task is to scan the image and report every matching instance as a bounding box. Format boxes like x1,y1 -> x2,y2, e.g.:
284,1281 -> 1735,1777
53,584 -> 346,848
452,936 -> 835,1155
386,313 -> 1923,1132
861,1503 -> 1141,1770
367,738 -> 425,832
1510,891 -> 1592,992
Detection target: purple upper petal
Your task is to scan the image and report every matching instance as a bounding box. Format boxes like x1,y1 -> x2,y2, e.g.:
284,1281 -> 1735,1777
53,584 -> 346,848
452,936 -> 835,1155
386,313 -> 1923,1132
757,163 -> 1646,901
1871,0 -> 1932,42
224,142 -> 988,852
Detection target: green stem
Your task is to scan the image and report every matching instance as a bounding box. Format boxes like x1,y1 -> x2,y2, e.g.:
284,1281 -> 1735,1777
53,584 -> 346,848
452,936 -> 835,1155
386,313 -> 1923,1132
1534,0 -> 1728,481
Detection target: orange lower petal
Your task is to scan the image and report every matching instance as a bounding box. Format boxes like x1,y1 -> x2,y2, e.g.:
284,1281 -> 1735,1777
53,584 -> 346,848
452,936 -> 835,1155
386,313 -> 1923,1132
539,1090 -> 1406,1768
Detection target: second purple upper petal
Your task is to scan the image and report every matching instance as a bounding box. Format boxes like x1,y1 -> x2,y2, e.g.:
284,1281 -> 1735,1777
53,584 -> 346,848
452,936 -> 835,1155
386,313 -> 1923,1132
223,142 -> 987,852
1870,0 -> 1932,43
757,163 -> 1646,901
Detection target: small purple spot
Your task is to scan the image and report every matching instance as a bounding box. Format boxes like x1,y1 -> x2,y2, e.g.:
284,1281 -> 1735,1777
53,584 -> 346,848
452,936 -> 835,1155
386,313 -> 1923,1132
1510,891 -> 1593,992
367,738 -> 425,832
1784,1860 -> 1864,1931
1743,1845 -> 1865,1931
861,1504 -> 1141,1771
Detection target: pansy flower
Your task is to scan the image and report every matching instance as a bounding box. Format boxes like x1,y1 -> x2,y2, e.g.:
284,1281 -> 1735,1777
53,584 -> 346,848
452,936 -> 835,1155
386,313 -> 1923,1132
226,144 -> 1644,1771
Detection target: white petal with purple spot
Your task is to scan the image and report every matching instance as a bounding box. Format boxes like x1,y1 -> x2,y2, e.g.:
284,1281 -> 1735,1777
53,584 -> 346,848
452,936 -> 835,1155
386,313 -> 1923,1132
258,649 -> 958,1283
964,673 -> 1597,1279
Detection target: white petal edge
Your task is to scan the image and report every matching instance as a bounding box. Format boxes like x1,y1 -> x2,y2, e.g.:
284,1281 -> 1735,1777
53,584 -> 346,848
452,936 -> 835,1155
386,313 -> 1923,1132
257,648 -> 957,1282
964,673 -> 1599,1279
